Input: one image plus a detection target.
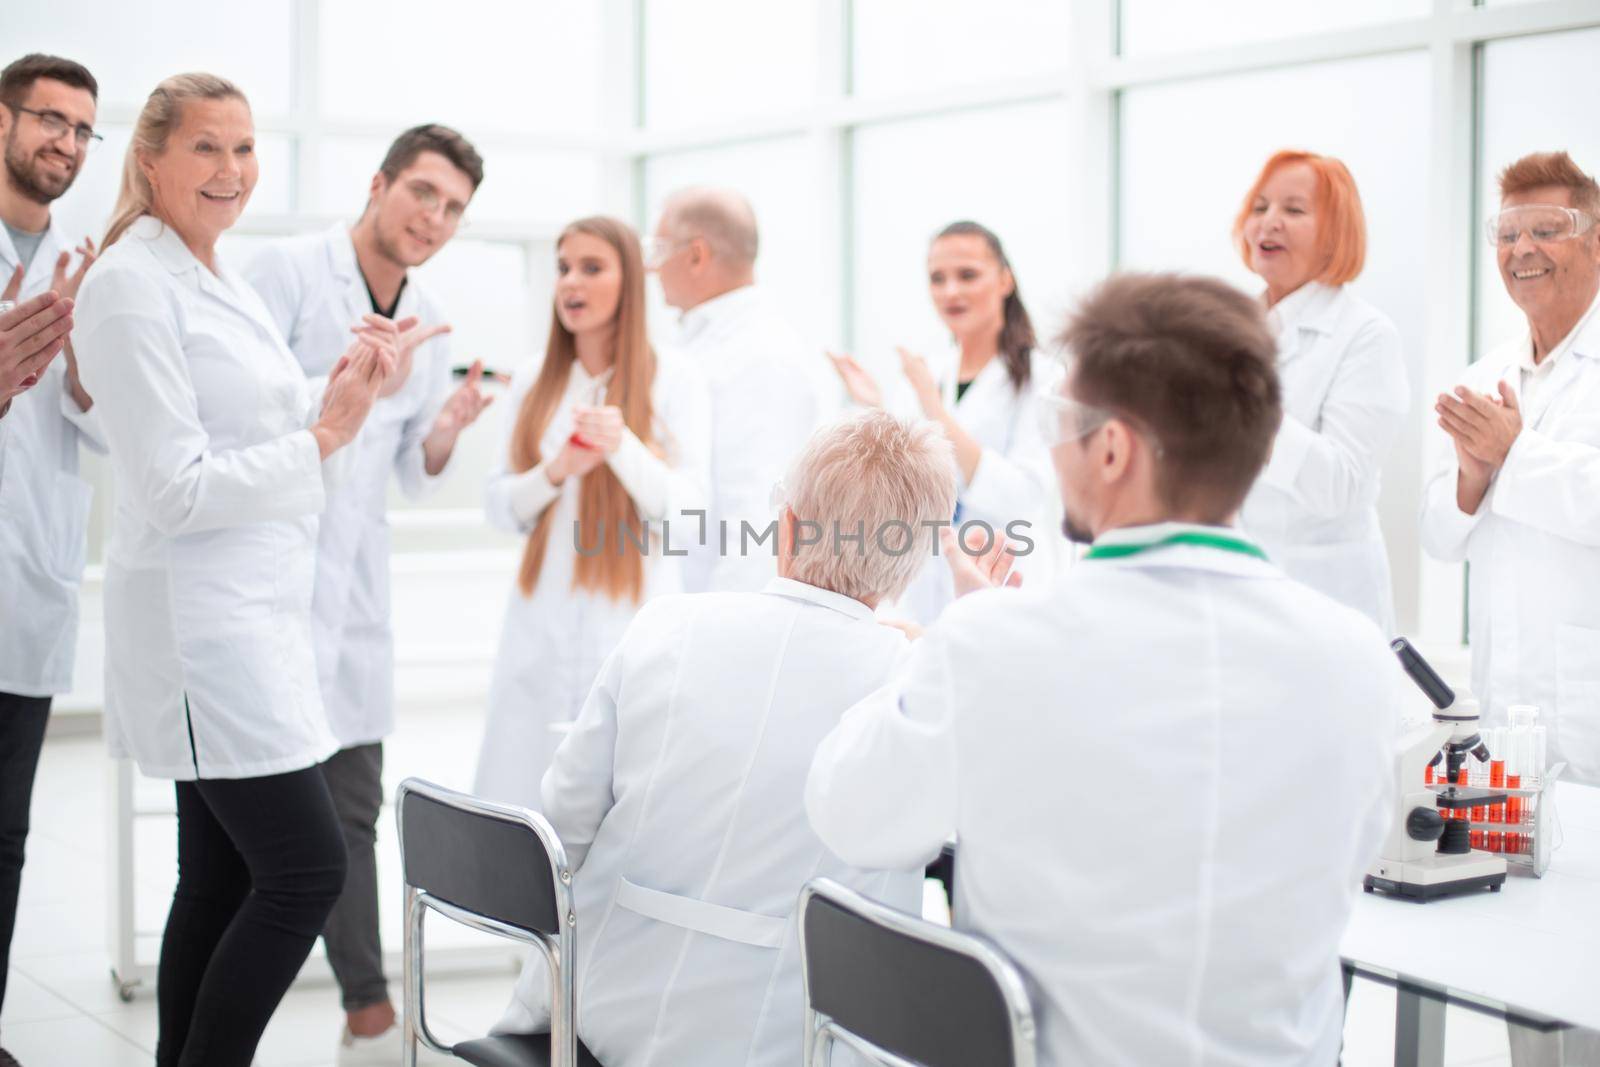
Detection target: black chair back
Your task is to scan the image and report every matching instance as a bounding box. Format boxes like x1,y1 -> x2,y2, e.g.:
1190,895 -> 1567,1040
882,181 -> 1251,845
800,879 -> 1035,1067
398,783 -> 561,936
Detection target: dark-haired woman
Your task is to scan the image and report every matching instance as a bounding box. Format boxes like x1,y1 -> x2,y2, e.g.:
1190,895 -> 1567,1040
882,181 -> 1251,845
828,221 -> 1056,623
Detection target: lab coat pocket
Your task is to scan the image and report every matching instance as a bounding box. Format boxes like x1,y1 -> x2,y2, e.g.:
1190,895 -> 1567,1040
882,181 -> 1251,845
1555,623 -> 1600,782
49,471 -> 94,583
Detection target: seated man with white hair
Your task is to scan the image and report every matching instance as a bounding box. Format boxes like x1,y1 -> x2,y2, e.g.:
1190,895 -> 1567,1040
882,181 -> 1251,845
492,410 -> 956,1066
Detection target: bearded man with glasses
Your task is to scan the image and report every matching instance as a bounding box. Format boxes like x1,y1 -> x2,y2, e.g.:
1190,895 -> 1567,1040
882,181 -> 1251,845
0,52 -> 105,1067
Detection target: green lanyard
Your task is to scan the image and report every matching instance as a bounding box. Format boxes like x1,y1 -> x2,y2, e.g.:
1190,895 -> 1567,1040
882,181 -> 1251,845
1084,531 -> 1269,562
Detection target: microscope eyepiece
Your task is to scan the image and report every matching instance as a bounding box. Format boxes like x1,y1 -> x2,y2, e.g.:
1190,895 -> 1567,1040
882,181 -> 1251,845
1391,638 -> 1456,710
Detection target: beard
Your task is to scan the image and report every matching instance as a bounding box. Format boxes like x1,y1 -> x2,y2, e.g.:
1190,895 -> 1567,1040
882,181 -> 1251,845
1061,512 -> 1095,545
4,135 -> 75,205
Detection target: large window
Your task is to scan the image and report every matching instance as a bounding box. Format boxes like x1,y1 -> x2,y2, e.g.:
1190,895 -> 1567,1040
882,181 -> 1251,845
851,0 -> 1071,98
1118,0 -> 1430,56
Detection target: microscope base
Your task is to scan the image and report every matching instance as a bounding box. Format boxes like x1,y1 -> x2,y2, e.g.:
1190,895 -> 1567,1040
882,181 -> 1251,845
1364,853 -> 1508,901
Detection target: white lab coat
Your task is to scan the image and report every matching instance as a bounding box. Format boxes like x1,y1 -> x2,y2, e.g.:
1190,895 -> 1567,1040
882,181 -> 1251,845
1420,296 -> 1600,786
890,347 -> 1058,623
473,353 -> 710,810
0,218 -> 104,697
1240,281 -> 1408,632
72,216 -> 339,780
806,522 -> 1399,1067
242,224 -> 452,747
671,286 -> 821,594
493,579 -> 921,1066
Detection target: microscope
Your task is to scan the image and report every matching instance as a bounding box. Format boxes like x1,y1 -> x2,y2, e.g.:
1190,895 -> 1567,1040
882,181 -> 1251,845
1363,639 -> 1508,901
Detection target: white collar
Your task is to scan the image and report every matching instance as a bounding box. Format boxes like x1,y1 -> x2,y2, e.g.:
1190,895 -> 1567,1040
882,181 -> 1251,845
678,285 -> 760,342
1092,520 -> 1247,549
1263,281 -> 1339,339
761,576 -> 876,621
1515,287 -> 1600,375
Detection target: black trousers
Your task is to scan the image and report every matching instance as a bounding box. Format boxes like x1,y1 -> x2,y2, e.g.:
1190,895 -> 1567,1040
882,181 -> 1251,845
156,765 -> 348,1067
0,691 -> 51,1031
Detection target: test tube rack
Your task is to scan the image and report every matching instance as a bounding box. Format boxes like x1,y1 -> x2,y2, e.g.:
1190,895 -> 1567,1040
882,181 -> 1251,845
1429,761 -> 1565,877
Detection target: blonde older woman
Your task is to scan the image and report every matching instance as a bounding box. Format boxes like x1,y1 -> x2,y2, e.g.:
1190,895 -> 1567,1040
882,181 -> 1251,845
72,73 -> 394,1067
490,410 -> 956,1067
1234,149 -> 1408,631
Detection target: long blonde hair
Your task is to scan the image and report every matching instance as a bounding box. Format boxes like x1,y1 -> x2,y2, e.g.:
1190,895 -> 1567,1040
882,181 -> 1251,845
511,216 -> 659,602
102,72 -> 247,250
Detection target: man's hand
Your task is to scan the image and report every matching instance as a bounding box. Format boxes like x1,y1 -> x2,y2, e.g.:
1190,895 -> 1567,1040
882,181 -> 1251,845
1436,382 -> 1522,468
350,313 -> 450,398
422,359 -> 494,475
50,238 -> 97,302
943,526 -> 1023,599
1,284 -> 74,405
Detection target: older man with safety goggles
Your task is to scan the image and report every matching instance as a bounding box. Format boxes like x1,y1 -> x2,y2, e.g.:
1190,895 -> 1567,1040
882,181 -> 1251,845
1422,153 -> 1600,1065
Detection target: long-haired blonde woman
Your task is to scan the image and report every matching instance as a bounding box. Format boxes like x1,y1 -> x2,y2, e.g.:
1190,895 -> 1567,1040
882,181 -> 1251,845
475,216 -> 709,810
71,74 -> 394,1066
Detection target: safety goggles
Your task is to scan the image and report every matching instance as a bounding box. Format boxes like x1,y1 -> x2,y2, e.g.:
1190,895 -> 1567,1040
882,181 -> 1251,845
642,236 -> 691,269
1034,364 -> 1114,446
1485,204 -> 1596,248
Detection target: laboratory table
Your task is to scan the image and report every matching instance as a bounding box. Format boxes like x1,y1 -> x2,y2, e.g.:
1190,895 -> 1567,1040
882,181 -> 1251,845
1340,781 -> 1600,1066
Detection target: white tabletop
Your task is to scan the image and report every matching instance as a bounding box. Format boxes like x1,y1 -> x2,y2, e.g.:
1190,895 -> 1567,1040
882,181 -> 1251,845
1341,781 -> 1600,1030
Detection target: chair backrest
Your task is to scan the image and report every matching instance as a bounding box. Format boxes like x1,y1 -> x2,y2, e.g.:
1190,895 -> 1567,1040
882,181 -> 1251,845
396,777 -> 566,937
799,878 -> 1036,1067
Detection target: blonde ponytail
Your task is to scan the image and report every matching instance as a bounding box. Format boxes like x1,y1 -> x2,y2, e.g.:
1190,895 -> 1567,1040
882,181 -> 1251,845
102,72 -> 247,250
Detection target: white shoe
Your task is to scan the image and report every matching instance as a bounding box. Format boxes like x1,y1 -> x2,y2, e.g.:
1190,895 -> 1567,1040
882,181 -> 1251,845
337,1022 -> 456,1065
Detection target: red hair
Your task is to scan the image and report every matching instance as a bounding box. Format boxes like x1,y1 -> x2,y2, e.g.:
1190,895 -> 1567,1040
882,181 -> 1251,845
1233,150 -> 1367,286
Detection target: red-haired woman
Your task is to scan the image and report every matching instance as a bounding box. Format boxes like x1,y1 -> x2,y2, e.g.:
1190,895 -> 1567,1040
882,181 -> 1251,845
474,217 -> 709,810
1234,150 -> 1408,631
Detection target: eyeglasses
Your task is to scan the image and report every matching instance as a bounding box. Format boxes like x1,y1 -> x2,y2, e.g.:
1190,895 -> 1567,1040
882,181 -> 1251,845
768,478 -> 789,511
1034,362 -> 1114,446
402,179 -> 467,225
11,106 -> 102,151
643,236 -> 690,270
1485,204 -> 1596,248
1035,389 -> 1115,446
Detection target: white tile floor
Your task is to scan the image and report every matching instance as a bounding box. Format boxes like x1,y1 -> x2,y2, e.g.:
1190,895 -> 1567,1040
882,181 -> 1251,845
3,708 -> 1516,1067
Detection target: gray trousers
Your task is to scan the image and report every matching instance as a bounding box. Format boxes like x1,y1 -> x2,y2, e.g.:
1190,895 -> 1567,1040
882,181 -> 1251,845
319,742 -> 388,1011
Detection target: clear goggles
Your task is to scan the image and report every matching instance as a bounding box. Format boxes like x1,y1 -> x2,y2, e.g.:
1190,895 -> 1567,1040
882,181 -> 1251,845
1485,204 -> 1596,248
642,236 -> 688,269
1034,365 -> 1114,446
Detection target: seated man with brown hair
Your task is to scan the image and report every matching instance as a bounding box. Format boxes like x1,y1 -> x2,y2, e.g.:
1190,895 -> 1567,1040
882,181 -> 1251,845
807,272 -> 1400,1066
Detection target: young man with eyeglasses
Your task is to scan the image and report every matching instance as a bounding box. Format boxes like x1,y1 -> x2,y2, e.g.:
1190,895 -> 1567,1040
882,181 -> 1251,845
242,124 -> 491,1066
806,273 -> 1399,1066
1423,152 -> 1600,1065
0,53 -> 104,1067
